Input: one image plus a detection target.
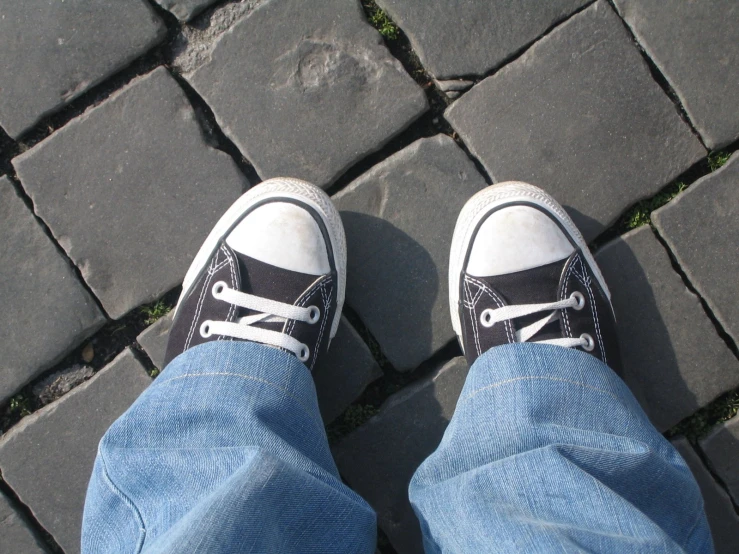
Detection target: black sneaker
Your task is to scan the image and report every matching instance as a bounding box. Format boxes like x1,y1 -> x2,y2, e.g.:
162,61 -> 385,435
449,182 -> 621,373
163,178 -> 346,370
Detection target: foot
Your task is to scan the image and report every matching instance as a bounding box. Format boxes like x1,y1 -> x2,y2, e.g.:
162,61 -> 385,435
449,182 -> 621,373
163,178 -> 346,370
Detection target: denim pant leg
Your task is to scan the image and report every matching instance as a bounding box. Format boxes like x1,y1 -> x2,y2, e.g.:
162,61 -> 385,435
81,341 -> 377,554
409,343 -> 713,553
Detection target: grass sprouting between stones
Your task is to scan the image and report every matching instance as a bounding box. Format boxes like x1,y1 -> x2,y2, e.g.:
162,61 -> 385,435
8,394 -> 31,418
707,151 -> 730,172
362,1 -> 400,40
666,388 -> 739,442
139,300 -> 172,326
623,182 -> 687,230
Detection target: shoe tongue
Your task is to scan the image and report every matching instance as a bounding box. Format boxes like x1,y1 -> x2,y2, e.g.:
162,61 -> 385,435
476,256 -> 569,342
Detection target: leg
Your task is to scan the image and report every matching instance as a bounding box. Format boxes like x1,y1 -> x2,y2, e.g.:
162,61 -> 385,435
82,179 -> 376,553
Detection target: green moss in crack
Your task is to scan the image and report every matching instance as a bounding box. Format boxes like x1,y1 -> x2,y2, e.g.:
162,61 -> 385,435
8,394 -> 31,417
623,182 -> 687,230
363,2 -> 400,40
708,151 -> 731,172
326,404 -> 379,443
140,300 -> 172,326
665,388 -> 739,442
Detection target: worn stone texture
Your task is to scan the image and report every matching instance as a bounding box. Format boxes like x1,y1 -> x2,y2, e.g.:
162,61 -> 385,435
154,0 -> 217,21
0,177 -> 105,404
137,311 -> 175,369
653,154 -> 739,346
13,68 -> 247,320
595,227 -> 739,431
672,437 -> 739,554
445,0 -> 705,242
333,135 -> 487,371
0,492 -> 47,554
0,0 -> 165,138
0,349 -> 151,554
612,0 -> 739,149
333,357 -> 469,554
376,0 -> 588,79
186,0 -> 428,188
701,415 -> 739,506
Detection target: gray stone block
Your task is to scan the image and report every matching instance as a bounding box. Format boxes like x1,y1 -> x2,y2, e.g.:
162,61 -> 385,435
137,311 -> 175,369
333,135 -> 487,371
333,357 -> 469,554
0,492 -> 47,554
672,437 -> 739,554
154,0 -> 217,21
315,316 -> 383,424
376,0 -> 588,79
653,154 -> 739,347
612,0 -> 739,149
701,415 -> 739,506
445,0 -> 705,241
0,349 -> 151,554
14,68 -> 247,320
185,0 -> 428,188
0,177 -> 105,403
0,0 -> 165,138
595,227 -> 739,431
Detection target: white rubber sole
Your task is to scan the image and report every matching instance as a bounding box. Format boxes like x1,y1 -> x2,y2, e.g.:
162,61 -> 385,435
448,181 -> 610,340
176,177 -> 347,339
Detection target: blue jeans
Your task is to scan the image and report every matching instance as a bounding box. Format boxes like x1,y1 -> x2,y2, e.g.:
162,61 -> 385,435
82,341 -> 712,553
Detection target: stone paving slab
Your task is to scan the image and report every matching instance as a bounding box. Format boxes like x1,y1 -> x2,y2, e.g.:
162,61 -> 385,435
0,176 -> 105,404
595,227 -> 739,431
612,0 -> 739,150
185,0 -> 428,188
138,313 -> 381,424
332,135 -> 487,371
672,437 -> 739,554
653,154 -> 739,346
154,0 -> 218,22
700,415 -> 739,506
13,67 -> 247,320
0,492 -> 47,554
0,349 -> 151,554
445,0 -> 705,241
333,357 -> 469,554
0,0 -> 165,138
376,0 -> 588,79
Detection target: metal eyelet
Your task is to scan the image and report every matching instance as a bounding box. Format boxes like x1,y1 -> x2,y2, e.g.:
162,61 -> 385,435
307,305 -> 320,324
480,309 -> 495,328
298,344 -> 310,362
212,281 -> 227,298
570,291 -> 586,311
200,321 -> 213,338
580,333 -> 595,352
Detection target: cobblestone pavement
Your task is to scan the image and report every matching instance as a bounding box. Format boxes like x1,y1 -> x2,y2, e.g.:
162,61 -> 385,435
0,1 -> 737,552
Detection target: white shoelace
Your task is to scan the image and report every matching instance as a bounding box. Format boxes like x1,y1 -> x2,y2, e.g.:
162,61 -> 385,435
479,291 -> 595,350
200,281 -> 320,362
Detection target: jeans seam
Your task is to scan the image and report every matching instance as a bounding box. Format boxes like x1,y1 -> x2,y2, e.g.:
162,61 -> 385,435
463,376 -> 622,403
156,372 -> 324,432
99,447 -> 147,554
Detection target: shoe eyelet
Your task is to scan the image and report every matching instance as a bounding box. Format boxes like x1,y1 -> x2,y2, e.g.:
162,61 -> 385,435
480,309 -> 495,328
580,333 -> 595,352
212,281 -> 227,298
298,344 -> 310,362
200,321 -> 214,338
570,291 -> 586,311
307,306 -> 320,324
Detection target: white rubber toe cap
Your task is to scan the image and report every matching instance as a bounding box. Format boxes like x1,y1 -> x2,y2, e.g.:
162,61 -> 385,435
225,202 -> 330,275
466,205 -> 574,277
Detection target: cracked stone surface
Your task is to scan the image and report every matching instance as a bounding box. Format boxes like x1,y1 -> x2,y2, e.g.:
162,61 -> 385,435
445,0 -> 705,241
0,349 -> 151,554
376,0 -> 589,79
0,0 -> 165,138
672,437 -> 739,554
612,0 -> 739,149
0,176 -> 105,404
595,227 -> 739,431
700,415 -> 739,506
333,135 -> 487,371
333,357 -> 469,554
13,68 -> 247,320
0,492 -> 47,554
154,0 -> 218,22
138,312 -> 381,424
653,154 -> 739,346
185,0 -> 428,188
